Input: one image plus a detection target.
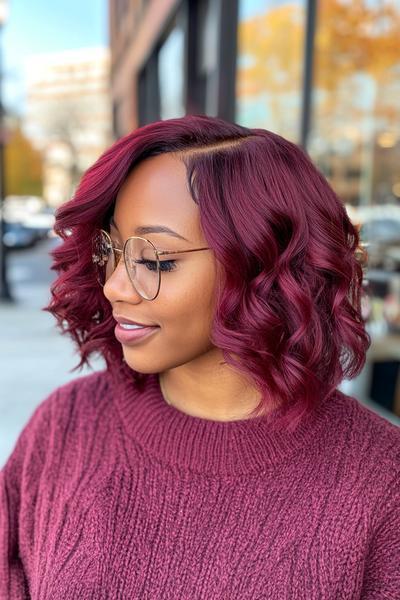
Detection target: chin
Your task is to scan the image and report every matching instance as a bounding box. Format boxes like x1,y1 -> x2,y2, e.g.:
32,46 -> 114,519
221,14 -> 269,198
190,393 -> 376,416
122,350 -> 164,374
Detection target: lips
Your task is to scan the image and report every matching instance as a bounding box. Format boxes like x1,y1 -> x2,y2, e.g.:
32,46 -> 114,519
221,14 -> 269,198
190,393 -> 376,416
114,322 -> 160,345
113,314 -> 157,327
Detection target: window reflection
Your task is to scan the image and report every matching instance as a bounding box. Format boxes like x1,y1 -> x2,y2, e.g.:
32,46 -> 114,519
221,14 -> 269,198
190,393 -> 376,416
158,14 -> 186,119
309,0 -> 400,208
236,0 -> 306,141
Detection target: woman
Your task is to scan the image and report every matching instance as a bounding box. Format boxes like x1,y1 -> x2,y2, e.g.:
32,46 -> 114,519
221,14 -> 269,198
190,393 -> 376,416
1,114 -> 399,599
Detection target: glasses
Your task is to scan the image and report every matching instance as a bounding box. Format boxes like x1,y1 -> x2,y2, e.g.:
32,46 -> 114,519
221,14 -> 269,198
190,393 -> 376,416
92,228 -> 211,301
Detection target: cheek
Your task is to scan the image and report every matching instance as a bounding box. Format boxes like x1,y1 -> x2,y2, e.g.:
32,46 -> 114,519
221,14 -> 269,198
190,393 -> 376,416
168,280 -> 214,330
160,263 -> 218,339
121,264 -> 220,373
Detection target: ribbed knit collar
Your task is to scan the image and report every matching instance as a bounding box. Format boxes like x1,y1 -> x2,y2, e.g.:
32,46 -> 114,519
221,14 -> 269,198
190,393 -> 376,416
113,370 -> 334,477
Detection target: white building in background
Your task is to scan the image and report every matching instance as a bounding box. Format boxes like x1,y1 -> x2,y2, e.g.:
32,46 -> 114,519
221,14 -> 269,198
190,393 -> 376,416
23,47 -> 113,207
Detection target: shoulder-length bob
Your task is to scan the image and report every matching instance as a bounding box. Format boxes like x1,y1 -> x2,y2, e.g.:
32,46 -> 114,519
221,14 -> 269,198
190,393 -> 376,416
44,114 -> 370,431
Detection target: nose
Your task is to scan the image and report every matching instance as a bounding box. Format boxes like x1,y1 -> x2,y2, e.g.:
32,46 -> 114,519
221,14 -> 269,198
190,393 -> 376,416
102,257 -> 143,305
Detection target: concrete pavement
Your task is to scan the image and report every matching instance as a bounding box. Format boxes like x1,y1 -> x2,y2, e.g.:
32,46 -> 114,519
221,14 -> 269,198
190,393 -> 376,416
0,238 -> 104,468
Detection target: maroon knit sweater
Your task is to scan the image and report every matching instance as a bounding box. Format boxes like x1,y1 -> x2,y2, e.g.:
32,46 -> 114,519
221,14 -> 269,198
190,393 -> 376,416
1,368 -> 399,599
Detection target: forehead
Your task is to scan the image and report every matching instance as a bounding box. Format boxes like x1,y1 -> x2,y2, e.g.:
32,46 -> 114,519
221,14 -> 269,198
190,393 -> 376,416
113,153 -> 201,237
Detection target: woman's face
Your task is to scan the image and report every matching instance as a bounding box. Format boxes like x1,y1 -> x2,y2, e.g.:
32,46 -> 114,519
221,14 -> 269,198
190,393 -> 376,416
103,152 -> 220,374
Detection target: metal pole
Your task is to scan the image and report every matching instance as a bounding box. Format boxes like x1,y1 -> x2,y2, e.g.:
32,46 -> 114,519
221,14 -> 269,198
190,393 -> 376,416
0,19 -> 13,302
300,0 -> 317,151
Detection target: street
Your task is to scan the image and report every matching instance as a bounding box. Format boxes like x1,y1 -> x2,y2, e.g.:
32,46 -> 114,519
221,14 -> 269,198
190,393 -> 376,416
0,235 -> 105,467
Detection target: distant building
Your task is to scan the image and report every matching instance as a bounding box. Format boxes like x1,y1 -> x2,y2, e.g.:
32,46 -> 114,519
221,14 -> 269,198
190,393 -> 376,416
23,47 -> 113,207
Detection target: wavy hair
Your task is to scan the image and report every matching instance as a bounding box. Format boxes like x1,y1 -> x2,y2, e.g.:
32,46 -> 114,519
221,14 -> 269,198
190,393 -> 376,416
43,114 -> 371,431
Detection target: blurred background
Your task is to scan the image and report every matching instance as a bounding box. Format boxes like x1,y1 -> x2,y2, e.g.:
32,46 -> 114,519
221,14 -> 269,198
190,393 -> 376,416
1,0 -> 400,466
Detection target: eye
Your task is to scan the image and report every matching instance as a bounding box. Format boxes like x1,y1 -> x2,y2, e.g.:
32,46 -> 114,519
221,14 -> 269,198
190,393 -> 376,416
158,260 -> 177,273
135,258 -> 177,273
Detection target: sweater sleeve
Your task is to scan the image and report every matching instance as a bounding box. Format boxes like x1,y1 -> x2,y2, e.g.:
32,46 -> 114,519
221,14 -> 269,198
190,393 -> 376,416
360,470 -> 400,599
0,389 -> 57,599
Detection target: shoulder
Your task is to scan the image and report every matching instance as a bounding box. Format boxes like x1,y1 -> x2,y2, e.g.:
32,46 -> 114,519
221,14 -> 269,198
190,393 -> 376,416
333,390 -> 400,459
39,368 -> 115,436
333,396 -> 400,593
45,367 -> 111,404
326,390 -> 400,515
2,369 -> 112,476
34,368 -> 112,424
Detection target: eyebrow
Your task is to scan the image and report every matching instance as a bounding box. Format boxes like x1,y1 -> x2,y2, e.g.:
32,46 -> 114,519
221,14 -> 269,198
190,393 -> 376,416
108,215 -> 190,242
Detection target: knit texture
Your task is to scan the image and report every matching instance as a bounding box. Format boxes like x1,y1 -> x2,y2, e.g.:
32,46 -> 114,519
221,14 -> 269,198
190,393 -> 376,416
1,368 -> 399,599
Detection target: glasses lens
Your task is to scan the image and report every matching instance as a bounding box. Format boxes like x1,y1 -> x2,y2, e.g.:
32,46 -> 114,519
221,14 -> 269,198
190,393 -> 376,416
92,230 -> 114,286
92,230 -> 160,300
125,237 -> 160,300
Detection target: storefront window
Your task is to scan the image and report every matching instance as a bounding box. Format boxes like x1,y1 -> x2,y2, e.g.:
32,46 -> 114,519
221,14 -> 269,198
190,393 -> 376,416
309,0 -> 400,207
236,0 -> 306,141
158,12 -> 186,119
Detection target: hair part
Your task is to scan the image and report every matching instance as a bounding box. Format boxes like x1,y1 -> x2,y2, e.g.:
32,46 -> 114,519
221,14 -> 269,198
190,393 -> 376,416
43,114 -> 371,431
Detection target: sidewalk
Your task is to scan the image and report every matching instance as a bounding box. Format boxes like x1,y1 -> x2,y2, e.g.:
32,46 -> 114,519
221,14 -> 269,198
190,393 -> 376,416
0,253 -> 105,468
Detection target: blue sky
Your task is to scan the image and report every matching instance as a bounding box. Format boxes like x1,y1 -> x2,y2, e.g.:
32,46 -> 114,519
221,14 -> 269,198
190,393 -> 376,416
3,0 -> 107,113
240,0 -> 294,19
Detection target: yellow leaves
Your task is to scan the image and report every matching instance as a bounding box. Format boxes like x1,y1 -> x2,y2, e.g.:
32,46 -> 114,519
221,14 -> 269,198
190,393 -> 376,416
237,4 -> 305,98
237,0 -> 400,98
5,125 -> 43,196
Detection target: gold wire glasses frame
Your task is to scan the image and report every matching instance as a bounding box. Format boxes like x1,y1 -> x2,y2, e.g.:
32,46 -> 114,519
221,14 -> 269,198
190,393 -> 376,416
92,228 -> 211,301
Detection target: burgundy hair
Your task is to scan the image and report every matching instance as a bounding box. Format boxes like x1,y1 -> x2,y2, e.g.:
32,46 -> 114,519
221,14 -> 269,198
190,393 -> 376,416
43,114 -> 370,430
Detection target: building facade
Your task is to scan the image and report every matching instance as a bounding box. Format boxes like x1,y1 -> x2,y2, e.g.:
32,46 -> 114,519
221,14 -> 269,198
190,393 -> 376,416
109,0 -> 238,135
109,0 -> 400,210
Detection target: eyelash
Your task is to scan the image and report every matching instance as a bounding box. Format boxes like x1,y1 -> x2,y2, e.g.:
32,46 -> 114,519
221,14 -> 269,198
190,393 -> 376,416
135,258 -> 177,273
110,242 -> 177,273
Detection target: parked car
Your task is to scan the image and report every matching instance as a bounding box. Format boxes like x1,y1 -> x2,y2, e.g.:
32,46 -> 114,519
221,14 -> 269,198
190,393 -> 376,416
359,217 -> 400,271
346,204 -> 400,272
2,221 -> 39,249
21,209 -> 55,240
1,197 -> 55,248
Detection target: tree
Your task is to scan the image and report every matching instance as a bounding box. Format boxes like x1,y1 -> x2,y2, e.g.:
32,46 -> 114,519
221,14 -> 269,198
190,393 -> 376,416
4,124 -> 43,196
236,0 -> 400,204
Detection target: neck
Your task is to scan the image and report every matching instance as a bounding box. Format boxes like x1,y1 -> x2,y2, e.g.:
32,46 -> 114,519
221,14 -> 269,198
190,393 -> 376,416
158,352 -> 275,422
